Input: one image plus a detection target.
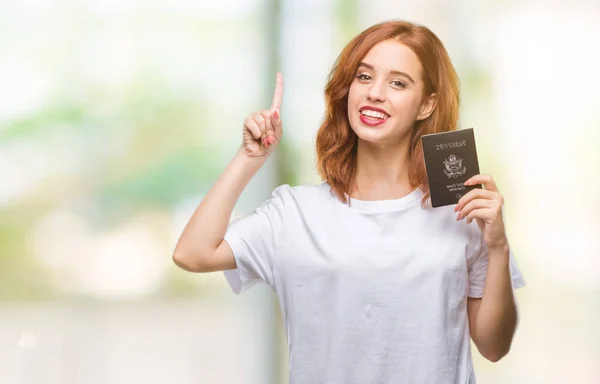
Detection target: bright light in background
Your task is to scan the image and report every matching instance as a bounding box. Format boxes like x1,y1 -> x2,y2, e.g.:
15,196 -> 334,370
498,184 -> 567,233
79,0 -> 257,16
494,6 -> 600,290
79,31 -> 139,88
0,134 -> 90,206
31,210 -> 169,298
17,332 -> 37,349
0,58 -> 53,122
0,140 -> 45,205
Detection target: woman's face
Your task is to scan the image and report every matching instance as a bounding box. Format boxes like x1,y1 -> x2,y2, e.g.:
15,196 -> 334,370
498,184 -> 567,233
347,39 -> 435,146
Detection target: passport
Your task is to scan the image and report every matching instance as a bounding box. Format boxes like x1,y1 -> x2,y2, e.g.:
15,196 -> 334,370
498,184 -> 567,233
421,128 -> 482,208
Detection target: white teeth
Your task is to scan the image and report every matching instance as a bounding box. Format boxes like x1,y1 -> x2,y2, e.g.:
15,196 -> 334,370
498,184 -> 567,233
360,109 -> 386,119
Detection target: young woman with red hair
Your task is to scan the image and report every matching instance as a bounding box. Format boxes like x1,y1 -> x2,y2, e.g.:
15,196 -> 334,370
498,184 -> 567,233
174,20 -> 525,384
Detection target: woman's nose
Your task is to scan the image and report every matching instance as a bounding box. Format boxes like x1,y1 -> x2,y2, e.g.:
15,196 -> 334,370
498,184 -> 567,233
367,81 -> 386,102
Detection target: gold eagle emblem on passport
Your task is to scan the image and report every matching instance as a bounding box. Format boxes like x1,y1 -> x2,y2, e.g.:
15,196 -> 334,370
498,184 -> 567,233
443,154 -> 466,178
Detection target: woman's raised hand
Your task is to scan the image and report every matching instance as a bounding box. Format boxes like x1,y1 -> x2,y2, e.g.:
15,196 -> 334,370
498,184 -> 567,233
241,72 -> 284,159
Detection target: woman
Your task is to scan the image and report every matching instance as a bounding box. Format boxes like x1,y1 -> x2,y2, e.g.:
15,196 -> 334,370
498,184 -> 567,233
173,19 -> 525,384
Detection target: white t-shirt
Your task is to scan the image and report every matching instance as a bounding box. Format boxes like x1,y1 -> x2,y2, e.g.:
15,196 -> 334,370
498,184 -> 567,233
223,183 -> 525,384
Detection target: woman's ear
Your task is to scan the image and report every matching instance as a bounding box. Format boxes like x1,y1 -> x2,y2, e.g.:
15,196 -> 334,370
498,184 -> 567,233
417,93 -> 437,121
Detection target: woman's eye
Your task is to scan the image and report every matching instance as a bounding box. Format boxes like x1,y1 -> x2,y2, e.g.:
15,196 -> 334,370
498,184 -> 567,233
357,73 -> 371,81
391,80 -> 407,88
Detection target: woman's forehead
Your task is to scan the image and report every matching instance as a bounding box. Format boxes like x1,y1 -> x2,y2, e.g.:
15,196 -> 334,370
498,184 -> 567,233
359,40 -> 423,76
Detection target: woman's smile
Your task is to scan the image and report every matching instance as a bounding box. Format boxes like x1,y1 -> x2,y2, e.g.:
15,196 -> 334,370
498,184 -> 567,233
358,106 -> 390,126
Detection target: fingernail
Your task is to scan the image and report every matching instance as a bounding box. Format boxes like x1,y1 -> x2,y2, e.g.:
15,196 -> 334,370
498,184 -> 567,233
268,136 -> 274,144
456,213 -> 460,221
273,110 -> 279,120
464,180 -> 470,186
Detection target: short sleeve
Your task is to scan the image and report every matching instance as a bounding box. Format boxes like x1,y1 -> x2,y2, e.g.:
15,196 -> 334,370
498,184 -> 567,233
466,232 -> 526,298
222,185 -> 287,294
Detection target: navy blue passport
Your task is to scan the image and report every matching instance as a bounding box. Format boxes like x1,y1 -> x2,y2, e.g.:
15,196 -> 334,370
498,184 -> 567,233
421,128 -> 482,208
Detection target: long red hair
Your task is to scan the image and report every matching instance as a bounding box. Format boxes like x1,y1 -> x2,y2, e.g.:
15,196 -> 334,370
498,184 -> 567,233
316,20 -> 460,206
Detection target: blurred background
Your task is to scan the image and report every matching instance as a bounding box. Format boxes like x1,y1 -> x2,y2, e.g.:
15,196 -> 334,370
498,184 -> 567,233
0,0 -> 599,383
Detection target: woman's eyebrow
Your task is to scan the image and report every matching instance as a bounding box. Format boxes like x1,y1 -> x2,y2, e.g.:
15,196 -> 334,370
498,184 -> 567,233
358,62 -> 415,83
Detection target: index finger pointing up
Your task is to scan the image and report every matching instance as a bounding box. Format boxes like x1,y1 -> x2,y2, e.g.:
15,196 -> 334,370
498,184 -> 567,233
270,72 -> 284,111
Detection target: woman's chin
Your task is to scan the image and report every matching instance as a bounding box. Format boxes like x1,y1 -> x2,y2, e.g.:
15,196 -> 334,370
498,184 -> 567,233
352,124 -> 389,140
355,133 -> 389,146
353,129 -> 411,148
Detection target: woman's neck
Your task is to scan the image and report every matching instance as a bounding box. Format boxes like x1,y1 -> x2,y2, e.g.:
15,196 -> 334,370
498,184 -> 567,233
350,138 -> 414,201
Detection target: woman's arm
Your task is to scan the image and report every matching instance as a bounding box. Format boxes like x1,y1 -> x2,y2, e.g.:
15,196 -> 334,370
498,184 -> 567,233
173,73 -> 284,272
467,243 -> 518,362
455,174 -> 520,362
172,150 -> 267,272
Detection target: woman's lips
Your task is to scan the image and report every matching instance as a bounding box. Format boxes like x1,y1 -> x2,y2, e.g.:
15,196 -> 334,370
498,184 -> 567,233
359,113 -> 389,126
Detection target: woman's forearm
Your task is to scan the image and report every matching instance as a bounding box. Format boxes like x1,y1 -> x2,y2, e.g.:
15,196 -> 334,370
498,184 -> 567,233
471,244 -> 518,361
